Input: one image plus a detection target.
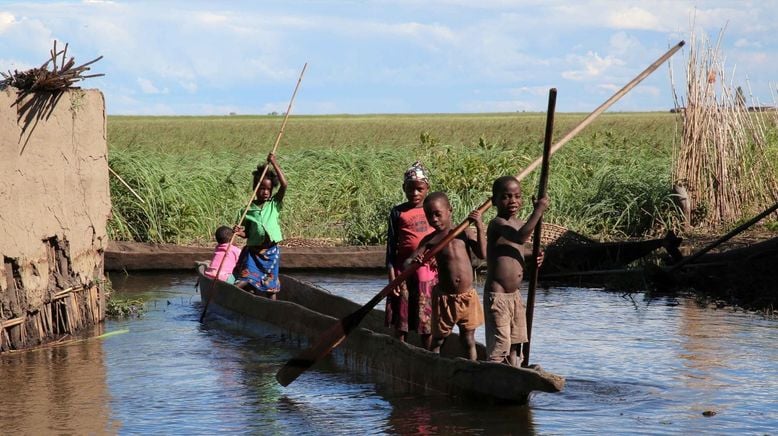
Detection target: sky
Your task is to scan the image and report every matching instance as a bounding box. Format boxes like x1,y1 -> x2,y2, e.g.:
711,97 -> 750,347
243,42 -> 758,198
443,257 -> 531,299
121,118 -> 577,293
1,0 -> 776,115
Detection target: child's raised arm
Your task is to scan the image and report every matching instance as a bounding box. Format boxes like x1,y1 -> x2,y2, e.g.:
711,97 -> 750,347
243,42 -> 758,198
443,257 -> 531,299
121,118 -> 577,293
466,209 -> 486,259
495,195 -> 550,244
268,153 -> 288,202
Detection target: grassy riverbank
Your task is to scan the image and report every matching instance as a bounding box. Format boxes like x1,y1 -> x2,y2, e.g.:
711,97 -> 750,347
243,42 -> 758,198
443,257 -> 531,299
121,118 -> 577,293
106,112 -> 775,245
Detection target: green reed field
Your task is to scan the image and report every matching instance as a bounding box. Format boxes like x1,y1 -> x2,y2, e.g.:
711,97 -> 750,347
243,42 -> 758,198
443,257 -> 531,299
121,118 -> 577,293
106,112 -> 776,246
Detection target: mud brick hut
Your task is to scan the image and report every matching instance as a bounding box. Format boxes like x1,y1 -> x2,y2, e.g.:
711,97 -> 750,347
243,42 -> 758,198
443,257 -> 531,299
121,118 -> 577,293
1,88 -> 110,352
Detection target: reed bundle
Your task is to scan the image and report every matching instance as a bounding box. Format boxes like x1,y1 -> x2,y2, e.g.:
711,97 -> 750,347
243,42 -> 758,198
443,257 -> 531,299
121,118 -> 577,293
0,41 -> 103,92
671,30 -> 778,228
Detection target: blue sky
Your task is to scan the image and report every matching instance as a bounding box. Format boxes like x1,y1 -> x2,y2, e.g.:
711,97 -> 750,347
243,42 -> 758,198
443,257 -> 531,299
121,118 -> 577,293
1,0 -> 776,115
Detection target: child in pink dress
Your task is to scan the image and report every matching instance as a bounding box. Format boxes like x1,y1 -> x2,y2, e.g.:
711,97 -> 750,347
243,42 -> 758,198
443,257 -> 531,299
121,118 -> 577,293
204,226 -> 242,283
385,162 -> 437,350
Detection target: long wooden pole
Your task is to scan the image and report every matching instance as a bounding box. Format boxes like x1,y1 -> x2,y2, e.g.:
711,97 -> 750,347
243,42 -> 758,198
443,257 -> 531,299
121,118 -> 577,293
200,62 -> 307,323
275,41 -> 685,387
522,88 -> 556,368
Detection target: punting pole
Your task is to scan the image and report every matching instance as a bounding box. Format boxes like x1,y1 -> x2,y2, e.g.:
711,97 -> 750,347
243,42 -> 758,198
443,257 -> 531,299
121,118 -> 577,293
522,87 -> 556,368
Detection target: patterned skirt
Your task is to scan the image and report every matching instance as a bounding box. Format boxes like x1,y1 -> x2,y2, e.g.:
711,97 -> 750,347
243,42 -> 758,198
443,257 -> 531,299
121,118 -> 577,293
235,245 -> 281,294
385,265 -> 436,335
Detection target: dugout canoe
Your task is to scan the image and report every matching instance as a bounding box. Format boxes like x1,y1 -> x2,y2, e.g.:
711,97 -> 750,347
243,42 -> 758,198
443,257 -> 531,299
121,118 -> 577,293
538,228 -> 683,276
107,231 -> 678,276
657,236 -> 778,308
196,262 -> 565,404
106,241 -> 385,271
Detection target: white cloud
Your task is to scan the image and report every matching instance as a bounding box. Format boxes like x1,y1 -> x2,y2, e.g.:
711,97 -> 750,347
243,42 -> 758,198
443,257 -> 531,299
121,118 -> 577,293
737,52 -> 769,66
0,13 -> 52,57
607,7 -> 661,31
179,81 -> 197,93
0,58 -> 32,71
635,85 -> 661,96
562,51 -> 624,81
609,31 -> 643,55
194,12 -> 229,25
597,83 -> 621,93
382,21 -> 456,43
509,86 -> 554,97
0,12 -> 14,33
137,78 -> 157,94
596,83 -> 660,99
137,77 -> 168,94
734,38 -> 762,48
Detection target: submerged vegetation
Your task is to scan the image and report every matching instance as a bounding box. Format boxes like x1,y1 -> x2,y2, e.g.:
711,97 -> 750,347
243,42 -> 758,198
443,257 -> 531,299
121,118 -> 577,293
107,112 -> 777,245
106,296 -> 145,318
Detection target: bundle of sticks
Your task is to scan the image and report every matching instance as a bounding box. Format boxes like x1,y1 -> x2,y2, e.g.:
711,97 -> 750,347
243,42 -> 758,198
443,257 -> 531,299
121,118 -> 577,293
0,41 -> 103,91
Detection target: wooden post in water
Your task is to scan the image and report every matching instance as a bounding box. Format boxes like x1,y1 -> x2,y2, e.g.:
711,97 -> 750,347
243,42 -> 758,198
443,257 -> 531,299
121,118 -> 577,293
522,88 -> 556,368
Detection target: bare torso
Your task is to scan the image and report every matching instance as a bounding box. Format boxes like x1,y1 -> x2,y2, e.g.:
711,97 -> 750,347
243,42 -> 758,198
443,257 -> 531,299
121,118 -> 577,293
484,217 -> 526,294
424,229 -> 476,294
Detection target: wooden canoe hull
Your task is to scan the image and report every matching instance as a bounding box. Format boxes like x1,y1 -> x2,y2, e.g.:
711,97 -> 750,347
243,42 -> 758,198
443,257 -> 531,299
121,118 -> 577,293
540,232 -> 682,275
669,237 -> 778,306
197,263 -> 564,403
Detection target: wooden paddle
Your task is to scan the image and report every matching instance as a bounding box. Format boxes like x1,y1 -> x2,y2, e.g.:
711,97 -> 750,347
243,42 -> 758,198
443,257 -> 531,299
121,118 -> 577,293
522,88 -> 556,368
275,41 -> 685,387
199,63 -> 307,323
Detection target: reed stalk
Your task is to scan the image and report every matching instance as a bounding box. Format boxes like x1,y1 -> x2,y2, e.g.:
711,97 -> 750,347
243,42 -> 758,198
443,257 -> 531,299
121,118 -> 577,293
672,29 -> 778,228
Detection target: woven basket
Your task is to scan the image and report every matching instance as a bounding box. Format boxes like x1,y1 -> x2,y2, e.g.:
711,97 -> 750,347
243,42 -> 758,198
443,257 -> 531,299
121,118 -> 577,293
527,222 -> 594,247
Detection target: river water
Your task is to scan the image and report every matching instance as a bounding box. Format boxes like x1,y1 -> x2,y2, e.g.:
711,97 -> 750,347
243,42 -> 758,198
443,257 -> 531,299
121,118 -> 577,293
1,271 -> 775,434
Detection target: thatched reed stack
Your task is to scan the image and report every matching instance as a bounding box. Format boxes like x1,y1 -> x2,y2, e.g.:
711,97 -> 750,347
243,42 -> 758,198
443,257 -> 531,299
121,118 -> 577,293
671,30 -> 778,229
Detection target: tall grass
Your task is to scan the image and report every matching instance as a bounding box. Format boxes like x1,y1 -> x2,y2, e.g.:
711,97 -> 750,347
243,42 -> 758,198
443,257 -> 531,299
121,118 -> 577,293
107,113 -> 776,245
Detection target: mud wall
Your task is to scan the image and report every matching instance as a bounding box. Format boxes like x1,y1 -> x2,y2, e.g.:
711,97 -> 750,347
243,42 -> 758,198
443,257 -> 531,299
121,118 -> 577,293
0,88 -> 109,351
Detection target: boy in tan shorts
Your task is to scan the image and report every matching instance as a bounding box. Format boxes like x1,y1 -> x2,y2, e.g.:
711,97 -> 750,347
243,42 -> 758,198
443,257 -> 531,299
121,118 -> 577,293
408,192 -> 486,360
483,176 -> 548,367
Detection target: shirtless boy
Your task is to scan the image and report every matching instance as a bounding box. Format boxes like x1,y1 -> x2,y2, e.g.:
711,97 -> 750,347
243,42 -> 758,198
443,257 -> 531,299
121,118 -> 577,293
408,192 -> 486,360
483,176 -> 549,367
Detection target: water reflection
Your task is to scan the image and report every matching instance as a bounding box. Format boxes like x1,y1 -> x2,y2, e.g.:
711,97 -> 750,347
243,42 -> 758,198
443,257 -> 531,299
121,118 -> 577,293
382,394 -> 535,434
1,271 -> 776,434
0,333 -> 115,434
